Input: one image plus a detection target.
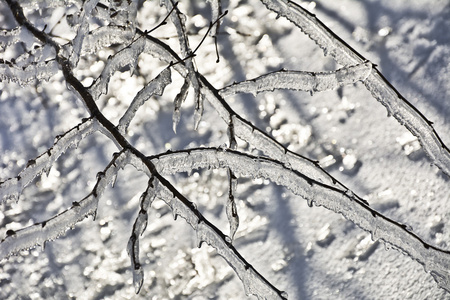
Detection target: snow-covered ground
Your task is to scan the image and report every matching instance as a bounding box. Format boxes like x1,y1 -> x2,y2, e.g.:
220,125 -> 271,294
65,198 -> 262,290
0,0 -> 449,299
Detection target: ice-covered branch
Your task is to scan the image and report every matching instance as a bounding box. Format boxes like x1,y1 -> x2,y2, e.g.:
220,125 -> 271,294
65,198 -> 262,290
148,147 -> 450,293
68,0 -> 99,66
0,149 -> 132,260
226,169 -> 239,241
118,67 -> 172,134
15,0 -> 83,10
0,59 -> 59,86
259,0 -> 450,177
161,0 -> 202,129
89,36 -> 146,100
134,32 -> 369,207
0,118 -> 98,204
219,62 -> 372,97
0,26 -> 22,49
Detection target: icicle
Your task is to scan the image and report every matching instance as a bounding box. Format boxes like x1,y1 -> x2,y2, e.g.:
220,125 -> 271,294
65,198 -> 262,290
227,121 -> 237,150
193,79 -> 204,131
226,169 -> 239,241
118,67 -> 171,134
70,20 -> 89,67
132,266 -> 144,294
172,109 -> 181,134
91,209 -> 97,221
162,0 -> 203,132
172,78 -> 190,134
193,107 -> 203,131
127,180 -> 157,295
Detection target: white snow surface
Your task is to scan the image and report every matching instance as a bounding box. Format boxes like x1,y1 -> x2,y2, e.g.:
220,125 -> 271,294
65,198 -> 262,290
0,0 -> 449,299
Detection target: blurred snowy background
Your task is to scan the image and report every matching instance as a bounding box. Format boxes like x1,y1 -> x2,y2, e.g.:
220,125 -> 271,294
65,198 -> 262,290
0,0 -> 449,299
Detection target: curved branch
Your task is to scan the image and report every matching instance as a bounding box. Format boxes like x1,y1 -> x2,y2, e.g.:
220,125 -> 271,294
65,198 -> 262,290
259,0 -> 450,177
0,118 -> 98,204
148,147 -> 450,293
0,149 -> 131,260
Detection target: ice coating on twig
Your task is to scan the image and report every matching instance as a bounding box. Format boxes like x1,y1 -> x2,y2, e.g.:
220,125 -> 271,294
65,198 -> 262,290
89,36 -> 146,100
219,62 -> 372,97
0,150 -> 132,260
108,0 -> 138,32
127,177 -> 158,294
148,147 -> 450,292
259,0 -> 450,177
0,59 -> 59,86
0,27 -> 22,49
81,26 -> 134,54
142,33 -> 188,77
0,118 -> 98,204
118,67 -> 172,134
13,44 -> 55,68
16,0 -> 83,9
207,0 -> 222,38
